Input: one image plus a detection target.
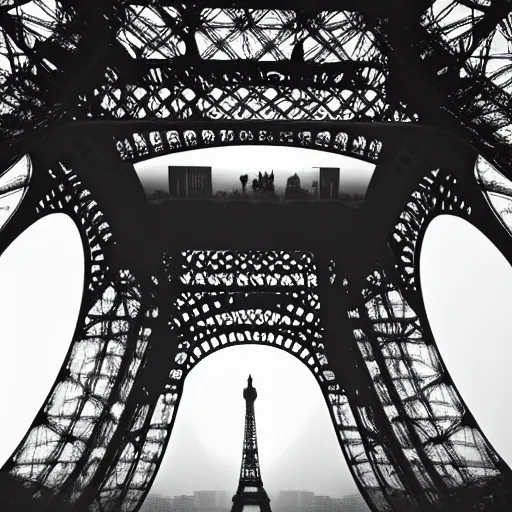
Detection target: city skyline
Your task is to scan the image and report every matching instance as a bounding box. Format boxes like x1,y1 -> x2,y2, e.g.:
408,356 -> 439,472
141,489 -> 371,512
134,145 -> 375,197
145,489 -> 367,499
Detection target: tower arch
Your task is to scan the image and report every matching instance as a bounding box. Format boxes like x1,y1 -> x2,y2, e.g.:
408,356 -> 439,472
115,125 -> 384,165
420,214 -> 512,470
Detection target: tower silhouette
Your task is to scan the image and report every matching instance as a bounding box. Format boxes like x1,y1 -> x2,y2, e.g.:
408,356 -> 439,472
231,376 -> 272,512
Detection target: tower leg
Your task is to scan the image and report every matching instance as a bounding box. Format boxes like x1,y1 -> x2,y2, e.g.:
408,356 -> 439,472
315,255 -> 434,512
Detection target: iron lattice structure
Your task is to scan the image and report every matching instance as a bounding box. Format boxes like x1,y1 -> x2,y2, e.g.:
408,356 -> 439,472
0,1 -> 512,512
230,375 -> 272,512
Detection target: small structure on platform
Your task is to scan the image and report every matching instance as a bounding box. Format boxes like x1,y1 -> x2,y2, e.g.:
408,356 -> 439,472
319,167 -> 340,199
168,166 -> 213,198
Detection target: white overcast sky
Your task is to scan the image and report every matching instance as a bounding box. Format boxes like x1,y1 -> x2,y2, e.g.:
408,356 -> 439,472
0,148 -> 511,500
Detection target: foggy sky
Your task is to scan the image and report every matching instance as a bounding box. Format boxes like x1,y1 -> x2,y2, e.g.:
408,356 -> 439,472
154,345 -> 358,498
0,148 -> 511,500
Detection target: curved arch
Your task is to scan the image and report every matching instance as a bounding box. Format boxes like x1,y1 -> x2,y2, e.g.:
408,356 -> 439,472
89,249 -> 400,512
0,213 -> 84,469
419,214 -> 512,470
97,316 -> 389,512
155,344 -> 363,501
176,321 -> 326,377
116,126 -> 383,165
180,327 -> 331,384
170,291 -> 326,383
391,169 -> 471,298
352,165 -> 512,508
0,157 -> 155,511
33,160 -> 113,296
0,3 -> 510,512
177,311 -> 320,341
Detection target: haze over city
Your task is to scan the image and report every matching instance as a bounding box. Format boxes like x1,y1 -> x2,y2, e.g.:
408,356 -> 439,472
134,145 -> 374,197
0,147 -> 511,503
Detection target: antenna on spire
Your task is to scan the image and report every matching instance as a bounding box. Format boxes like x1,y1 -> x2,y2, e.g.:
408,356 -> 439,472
244,375 -> 257,401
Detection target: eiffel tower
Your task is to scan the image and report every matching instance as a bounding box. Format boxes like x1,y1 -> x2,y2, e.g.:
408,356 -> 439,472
0,2 -> 511,512
231,376 -> 272,512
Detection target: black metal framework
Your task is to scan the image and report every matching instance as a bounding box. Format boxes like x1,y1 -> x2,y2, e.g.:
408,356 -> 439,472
0,2 -> 511,512
230,376 -> 272,512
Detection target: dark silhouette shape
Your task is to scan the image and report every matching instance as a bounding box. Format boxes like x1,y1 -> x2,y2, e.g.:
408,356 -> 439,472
262,171 -> 269,192
148,189 -> 167,200
319,167 -> 339,199
231,376 -> 272,512
267,170 -> 275,193
291,38 -> 305,62
240,173 -> 248,193
285,172 -> 302,199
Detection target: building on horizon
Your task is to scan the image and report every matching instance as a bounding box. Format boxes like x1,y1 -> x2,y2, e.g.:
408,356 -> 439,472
313,494 -> 334,512
273,490 -> 314,511
271,490 -> 370,512
319,167 -> 340,199
168,166 -> 213,199
139,493 -> 172,512
172,494 -> 194,512
140,489 -> 371,512
193,490 -> 231,511
339,493 -> 371,511
164,166 -> 350,202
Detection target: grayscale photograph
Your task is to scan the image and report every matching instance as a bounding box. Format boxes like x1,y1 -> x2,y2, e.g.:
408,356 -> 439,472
0,2 -> 511,512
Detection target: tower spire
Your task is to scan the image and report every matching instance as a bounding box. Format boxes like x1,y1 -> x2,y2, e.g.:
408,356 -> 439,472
231,376 -> 272,512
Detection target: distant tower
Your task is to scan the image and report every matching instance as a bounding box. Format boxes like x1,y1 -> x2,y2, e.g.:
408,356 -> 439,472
231,375 -> 272,512
285,173 -> 301,199
319,167 -> 340,199
168,166 -> 212,198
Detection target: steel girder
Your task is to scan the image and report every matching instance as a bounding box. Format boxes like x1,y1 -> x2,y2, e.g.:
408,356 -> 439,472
1,2 -> 511,168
